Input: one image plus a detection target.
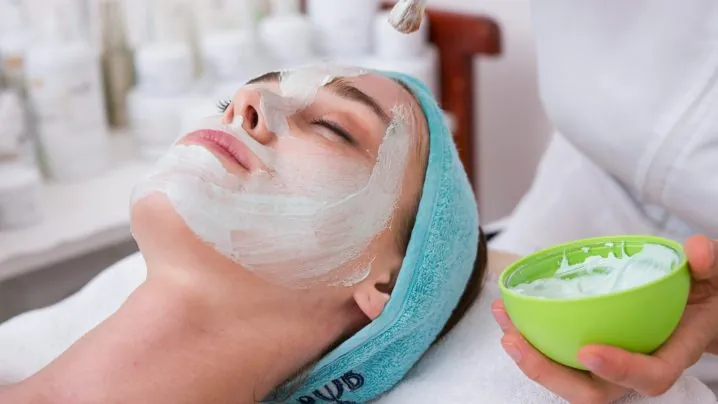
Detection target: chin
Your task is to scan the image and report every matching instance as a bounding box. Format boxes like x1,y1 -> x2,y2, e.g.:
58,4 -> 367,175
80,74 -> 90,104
130,193 -> 197,253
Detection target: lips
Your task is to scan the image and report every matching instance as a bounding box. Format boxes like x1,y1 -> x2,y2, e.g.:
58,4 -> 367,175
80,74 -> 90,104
185,129 -> 258,171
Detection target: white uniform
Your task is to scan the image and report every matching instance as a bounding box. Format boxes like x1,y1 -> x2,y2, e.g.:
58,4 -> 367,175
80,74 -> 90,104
528,0 -> 718,239
489,0 -> 718,400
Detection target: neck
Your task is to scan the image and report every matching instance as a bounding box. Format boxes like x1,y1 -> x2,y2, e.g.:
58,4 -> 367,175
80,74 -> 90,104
26,254 -> 363,404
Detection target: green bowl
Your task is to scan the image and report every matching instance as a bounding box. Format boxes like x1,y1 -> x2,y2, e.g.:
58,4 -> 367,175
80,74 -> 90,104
498,235 -> 690,370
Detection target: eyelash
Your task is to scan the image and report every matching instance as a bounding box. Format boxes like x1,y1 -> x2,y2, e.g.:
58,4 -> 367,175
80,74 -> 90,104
312,119 -> 354,144
217,98 -> 231,113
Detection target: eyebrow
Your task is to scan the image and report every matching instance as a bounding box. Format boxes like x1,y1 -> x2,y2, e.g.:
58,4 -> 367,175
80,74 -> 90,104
245,71 -> 391,125
326,78 -> 391,125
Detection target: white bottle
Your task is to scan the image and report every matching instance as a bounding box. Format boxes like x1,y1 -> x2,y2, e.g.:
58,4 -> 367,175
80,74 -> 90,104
125,0 -> 200,161
200,30 -> 259,84
0,1 -> 29,92
129,41 -> 195,161
128,0 -> 195,96
126,88 -> 185,161
307,0 -> 378,57
0,90 -> 35,167
0,160 -> 43,229
0,90 -> 42,229
374,10 -> 429,59
0,91 -> 25,158
360,45 -> 440,98
260,0 -> 313,68
135,41 -> 195,96
178,96 -> 221,136
100,0 -> 134,128
194,0 -> 257,38
24,0 -> 110,182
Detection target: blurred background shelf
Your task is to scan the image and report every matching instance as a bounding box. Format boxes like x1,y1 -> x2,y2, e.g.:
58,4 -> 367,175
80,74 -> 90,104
0,134 -> 149,283
0,0 -> 555,322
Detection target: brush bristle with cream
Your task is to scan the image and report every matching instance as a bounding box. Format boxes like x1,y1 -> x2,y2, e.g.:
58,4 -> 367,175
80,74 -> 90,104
388,0 -> 427,34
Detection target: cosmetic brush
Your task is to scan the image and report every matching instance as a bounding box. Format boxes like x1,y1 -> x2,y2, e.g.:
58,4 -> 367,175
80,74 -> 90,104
388,0 -> 427,34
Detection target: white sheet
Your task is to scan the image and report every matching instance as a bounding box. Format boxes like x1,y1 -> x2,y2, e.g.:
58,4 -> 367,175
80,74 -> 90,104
376,280 -> 717,404
0,252 -> 147,385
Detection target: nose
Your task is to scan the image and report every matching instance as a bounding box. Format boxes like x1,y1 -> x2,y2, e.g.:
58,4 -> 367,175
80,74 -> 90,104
230,88 -> 274,145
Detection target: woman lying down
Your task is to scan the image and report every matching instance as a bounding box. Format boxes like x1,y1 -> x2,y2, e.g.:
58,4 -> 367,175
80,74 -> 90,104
0,66 -> 712,404
0,66 -> 485,403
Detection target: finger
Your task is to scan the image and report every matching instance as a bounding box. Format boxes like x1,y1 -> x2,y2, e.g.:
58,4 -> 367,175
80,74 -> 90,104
493,301 -> 626,403
491,300 -> 512,331
578,302 -> 718,397
684,235 -> 718,280
582,281 -> 718,398
502,334 -> 626,403
578,345 -> 682,397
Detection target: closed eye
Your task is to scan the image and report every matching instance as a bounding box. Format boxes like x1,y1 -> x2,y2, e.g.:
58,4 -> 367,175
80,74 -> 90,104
312,119 -> 356,145
217,98 -> 232,113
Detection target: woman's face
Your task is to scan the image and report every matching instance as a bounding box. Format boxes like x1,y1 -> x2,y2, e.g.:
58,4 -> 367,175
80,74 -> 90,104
131,66 -> 428,291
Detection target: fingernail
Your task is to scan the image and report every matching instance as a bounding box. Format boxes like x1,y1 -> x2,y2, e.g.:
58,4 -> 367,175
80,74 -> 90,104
581,353 -> 604,372
503,342 -> 523,363
492,309 -> 511,331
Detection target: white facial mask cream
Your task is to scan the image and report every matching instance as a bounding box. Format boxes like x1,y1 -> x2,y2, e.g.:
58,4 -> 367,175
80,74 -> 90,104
131,65 -> 413,288
510,243 -> 680,299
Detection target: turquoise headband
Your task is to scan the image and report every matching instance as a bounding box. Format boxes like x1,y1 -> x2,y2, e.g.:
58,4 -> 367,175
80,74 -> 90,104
268,71 -> 480,403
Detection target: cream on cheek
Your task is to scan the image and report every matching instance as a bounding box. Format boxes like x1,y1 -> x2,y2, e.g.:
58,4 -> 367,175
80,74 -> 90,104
273,138 -> 371,199
131,66 -> 413,288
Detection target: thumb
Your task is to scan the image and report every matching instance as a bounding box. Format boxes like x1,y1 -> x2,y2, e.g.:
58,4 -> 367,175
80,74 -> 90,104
684,235 -> 718,280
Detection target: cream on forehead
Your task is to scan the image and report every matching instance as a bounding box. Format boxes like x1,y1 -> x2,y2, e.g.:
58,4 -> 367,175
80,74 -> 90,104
132,66 -> 413,288
279,65 -> 367,103
260,65 -> 368,135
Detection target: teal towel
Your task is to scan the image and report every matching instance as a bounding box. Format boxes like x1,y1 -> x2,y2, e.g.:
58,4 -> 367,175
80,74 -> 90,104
269,71 -> 480,404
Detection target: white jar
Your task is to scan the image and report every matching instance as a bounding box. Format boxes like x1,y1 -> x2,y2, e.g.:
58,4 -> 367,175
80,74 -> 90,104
260,0 -> 313,67
178,95 -> 222,135
212,80 -> 246,104
359,45 -> 440,98
0,90 -> 36,168
135,41 -> 195,96
24,41 -> 110,181
0,91 -> 25,156
0,0 -> 28,92
0,34 -> 27,92
307,0 -> 378,57
0,161 -> 42,229
374,10 -> 429,59
126,87 -> 185,161
200,30 -> 259,83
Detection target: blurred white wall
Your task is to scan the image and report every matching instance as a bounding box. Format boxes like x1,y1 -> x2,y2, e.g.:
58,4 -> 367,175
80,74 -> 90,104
432,0 -> 554,223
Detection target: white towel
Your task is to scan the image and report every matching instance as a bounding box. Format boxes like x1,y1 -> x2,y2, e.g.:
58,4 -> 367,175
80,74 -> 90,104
376,281 -> 717,404
0,253 -> 147,385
